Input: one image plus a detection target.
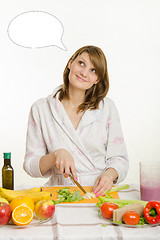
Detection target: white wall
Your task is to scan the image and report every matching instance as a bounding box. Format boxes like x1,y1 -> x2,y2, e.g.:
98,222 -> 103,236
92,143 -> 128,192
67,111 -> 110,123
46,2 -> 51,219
0,0 -> 160,188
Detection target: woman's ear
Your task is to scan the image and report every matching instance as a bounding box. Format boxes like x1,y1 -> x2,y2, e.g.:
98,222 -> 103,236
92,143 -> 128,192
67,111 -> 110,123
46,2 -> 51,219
95,78 -> 100,84
68,59 -> 72,69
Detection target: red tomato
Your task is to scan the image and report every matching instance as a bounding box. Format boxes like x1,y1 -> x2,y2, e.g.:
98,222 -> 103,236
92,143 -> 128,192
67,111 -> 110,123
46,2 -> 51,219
123,211 -> 140,225
100,202 -> 119,219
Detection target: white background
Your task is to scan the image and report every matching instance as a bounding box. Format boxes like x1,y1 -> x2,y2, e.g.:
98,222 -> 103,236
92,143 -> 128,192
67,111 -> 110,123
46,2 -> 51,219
0,0 -> 160,188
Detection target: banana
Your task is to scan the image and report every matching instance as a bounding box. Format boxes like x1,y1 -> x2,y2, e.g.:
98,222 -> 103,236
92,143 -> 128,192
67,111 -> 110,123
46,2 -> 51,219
0,187 -> 41,194
23,191 -> 52,203
0,187 -> 22,202
22,187 -> 42,193
0,187 -> 44,202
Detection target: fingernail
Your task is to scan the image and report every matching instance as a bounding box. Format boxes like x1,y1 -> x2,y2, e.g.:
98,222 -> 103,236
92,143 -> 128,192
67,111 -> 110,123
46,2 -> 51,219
75,177 -> 78,181
94,191 -> 97,194
96,194 -> 100,198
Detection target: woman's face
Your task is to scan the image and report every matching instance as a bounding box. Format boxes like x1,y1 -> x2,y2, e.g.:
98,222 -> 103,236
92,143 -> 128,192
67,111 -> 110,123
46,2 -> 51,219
68,52 -> 99,91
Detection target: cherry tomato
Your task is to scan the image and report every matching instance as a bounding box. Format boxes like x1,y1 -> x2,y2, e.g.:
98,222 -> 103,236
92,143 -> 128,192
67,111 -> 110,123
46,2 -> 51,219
123,211 -> 140,225
100,202 -> 119,219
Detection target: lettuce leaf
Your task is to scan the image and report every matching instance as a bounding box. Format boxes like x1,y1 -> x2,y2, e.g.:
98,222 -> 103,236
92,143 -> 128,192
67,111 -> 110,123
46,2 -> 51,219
53,187 -> 83,204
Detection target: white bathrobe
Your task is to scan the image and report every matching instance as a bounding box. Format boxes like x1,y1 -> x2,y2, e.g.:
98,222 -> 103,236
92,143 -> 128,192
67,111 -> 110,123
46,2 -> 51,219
24,86 -> 129,186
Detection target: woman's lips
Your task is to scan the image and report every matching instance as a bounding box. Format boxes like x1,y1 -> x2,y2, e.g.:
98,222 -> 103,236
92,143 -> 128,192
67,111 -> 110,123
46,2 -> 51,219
76,75 -> 87,82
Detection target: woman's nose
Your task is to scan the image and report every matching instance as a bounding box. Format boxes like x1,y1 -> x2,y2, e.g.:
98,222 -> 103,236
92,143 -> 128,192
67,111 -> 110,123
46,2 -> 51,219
80,68 -> 88,77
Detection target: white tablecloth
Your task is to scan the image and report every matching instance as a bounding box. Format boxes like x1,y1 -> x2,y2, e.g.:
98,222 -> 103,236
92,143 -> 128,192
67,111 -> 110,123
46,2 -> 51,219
0,184 -> 160,240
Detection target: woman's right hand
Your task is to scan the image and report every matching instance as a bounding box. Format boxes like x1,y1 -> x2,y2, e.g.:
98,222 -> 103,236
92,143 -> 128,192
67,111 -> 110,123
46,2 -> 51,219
54,149 -> 77,180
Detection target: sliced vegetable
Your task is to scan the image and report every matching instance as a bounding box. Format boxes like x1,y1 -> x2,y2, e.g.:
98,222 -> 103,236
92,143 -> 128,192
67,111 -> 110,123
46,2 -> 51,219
100,202 -> 119,219
123,211 -> 140,225
110,184 -> 129,193
143,201 -> 160,224
104,190 -> 113,199
53,187 -> 83,204
84,192 -> 96,199
104,184 -> 129,198
96,197 -> 148,209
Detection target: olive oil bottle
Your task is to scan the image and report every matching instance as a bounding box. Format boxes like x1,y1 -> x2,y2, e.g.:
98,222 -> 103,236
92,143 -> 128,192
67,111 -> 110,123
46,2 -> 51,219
2,152 -> 14,189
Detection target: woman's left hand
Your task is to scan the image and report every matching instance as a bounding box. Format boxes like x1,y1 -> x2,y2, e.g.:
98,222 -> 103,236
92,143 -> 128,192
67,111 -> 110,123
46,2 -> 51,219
93,168 -> 118,197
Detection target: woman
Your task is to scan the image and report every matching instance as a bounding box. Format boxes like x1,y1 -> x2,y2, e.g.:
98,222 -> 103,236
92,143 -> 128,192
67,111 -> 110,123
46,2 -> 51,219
24,45 -> 129,197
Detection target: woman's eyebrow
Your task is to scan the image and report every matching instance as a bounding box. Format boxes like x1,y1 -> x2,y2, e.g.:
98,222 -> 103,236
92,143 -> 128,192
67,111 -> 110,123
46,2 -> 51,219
79,56 -> 86,62
79,56 -> 95,68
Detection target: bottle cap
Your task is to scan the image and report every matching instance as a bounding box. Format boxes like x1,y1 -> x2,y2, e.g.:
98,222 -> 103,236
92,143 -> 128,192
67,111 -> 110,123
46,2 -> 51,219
3,152 -> 11,159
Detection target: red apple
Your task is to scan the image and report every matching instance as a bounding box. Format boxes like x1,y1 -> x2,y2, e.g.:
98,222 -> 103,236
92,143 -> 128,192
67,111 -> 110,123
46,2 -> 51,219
35,200 -> 55,219
0,202 -> 12,225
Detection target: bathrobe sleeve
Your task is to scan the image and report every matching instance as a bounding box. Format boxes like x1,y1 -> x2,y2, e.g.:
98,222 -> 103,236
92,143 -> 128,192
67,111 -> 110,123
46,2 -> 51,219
23,102 -> 50,178
105,99 -> 129,184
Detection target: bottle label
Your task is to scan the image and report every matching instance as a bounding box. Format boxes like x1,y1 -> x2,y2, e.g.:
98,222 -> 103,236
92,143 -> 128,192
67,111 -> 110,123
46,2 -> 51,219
2,170 -> 14,190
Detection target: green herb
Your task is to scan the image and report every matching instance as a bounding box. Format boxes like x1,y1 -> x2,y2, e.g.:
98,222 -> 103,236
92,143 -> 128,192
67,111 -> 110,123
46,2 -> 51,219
112,220 -> 123,224
139,216 -> 148,225
53,187 -> 83,204
101,224 -> 107,227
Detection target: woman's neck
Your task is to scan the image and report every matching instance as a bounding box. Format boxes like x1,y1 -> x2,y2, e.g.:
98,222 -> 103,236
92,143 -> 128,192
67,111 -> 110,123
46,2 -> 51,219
67,86 -> 85,108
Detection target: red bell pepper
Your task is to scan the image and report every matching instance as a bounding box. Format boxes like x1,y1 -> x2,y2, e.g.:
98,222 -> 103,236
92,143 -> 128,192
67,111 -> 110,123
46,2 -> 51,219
143,201 -> 160,224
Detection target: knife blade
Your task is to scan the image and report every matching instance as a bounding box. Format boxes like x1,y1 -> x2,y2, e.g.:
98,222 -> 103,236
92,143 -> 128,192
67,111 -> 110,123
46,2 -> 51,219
69,173 -> 87,194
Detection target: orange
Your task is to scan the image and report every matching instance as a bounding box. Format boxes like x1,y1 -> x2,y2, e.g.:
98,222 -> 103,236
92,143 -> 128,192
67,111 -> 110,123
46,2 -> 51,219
10,196 -> 34,212
12,205 -> 33,226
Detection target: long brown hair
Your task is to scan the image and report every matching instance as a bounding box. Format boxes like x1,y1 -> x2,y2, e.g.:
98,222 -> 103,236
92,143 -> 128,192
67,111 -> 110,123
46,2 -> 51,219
56,45 -> 109,112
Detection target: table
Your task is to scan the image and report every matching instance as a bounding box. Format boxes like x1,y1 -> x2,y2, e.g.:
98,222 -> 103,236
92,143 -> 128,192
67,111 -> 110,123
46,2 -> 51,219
0,184 -> 160,240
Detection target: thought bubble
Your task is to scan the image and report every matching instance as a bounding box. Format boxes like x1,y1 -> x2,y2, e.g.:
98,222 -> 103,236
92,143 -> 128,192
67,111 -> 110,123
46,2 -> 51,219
7,11 -> 67,50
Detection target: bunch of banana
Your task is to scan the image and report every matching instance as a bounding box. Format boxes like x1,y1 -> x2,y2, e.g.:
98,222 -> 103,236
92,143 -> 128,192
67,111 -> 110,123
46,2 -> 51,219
0,187 -> 52,203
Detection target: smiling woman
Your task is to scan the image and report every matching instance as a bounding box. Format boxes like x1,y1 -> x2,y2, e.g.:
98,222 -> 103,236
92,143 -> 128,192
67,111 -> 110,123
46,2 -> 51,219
68,52 -> 99,89
58,45 -> 109,112
23,45 -> 129,197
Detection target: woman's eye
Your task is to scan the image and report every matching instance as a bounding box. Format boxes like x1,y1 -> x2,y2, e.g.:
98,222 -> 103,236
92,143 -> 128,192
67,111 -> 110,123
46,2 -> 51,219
79,61 -> 84,66
91,68 -> 96,73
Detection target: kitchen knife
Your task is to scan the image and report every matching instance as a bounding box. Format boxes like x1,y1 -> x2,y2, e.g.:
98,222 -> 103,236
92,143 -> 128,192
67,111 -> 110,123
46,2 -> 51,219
69,173 -> 87,194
